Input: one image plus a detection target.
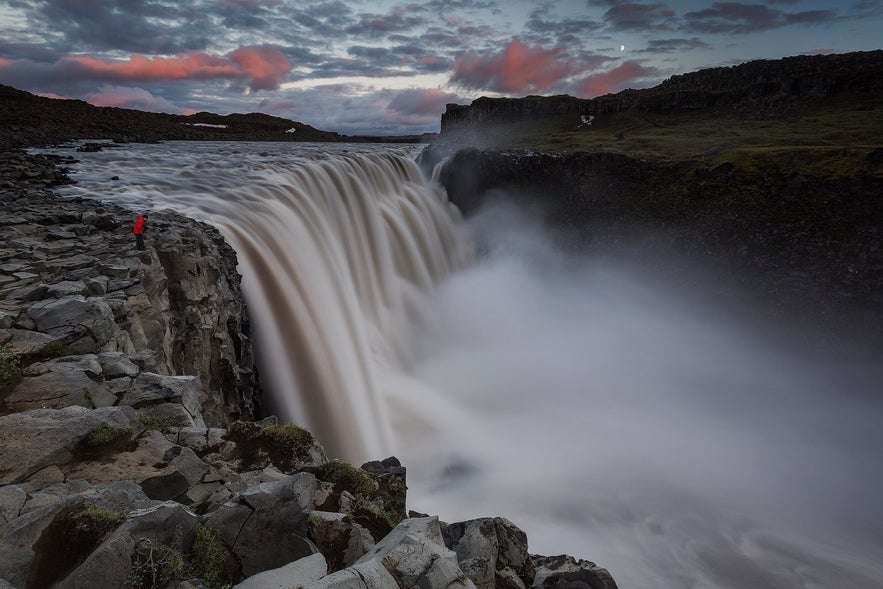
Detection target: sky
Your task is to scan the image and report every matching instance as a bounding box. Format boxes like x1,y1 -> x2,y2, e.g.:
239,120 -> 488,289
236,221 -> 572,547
1,0 -> 881,136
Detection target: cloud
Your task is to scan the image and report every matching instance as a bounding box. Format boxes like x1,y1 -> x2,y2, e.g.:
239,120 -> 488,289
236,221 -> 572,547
228,46 -> 292,90
0,46 -> 292,93
603,2 -> 677,31
86,85 -> 186,113
345,6 -> 427,38
636,37 -> 711,53
573,60 -> 658,97
15,0 -> 213,54
387,88 -> 459,116
449,38 -> 574,94
684,2 -> 836,33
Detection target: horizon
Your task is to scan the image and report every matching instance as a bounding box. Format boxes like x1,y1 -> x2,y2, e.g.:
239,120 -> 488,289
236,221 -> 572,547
1,0 -> 881,136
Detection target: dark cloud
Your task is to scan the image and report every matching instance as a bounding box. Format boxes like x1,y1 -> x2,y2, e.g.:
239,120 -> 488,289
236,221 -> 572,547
603,2 -> 677,31
684,2 -> 836,33
345,7 -> 427,38
387,88 -> 459,116
636,37 -> 711,53
0,42 -> 62,63
12,0 -> 213,54
524,7 -> 604,43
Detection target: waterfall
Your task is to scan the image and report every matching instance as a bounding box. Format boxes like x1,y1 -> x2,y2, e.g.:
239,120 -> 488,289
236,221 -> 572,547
52,142 -> 470,461
213,152 -> 469,460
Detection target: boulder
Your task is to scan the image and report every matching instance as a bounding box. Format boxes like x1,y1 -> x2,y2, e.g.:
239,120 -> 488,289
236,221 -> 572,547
233,552 -> 327,589
0,328 -> 62,357
530,555 -> 618,589
96,351 -> 139,378
313,517 -> 474,589
55,501 -> 199,589
4,367 -> 109,412
203,473 -> 318,577
444,517 -> 531,589
45,280 -> 88,298
26,295 -> 118,352
0,481 -> 152,588
122,373 -> 203,423
0,406 -> 141,485
308,511 -> 375,572
0,486 -> 26,525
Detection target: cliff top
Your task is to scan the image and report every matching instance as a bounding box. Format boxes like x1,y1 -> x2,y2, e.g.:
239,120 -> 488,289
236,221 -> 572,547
436,50 -> 883,179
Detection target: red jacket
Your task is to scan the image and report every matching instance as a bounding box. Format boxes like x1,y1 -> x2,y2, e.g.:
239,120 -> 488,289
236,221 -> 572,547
133,216 -> 147,235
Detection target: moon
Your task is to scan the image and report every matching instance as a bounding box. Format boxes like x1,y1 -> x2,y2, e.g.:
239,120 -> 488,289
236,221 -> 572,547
620,44 -> 625,51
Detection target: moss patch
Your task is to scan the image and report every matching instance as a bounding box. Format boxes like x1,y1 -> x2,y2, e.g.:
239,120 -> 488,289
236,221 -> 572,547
257,424 -> 314,457
191,525 -> 238,588
26,502 -> 126,589
0,358 -> 22,393
316,460 -> 375,499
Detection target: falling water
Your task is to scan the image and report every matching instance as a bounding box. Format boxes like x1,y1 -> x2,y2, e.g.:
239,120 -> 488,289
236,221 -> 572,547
49,141 -> 883,589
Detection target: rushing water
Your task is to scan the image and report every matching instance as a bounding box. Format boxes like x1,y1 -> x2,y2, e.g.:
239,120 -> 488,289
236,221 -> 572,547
47,141 -> 883,589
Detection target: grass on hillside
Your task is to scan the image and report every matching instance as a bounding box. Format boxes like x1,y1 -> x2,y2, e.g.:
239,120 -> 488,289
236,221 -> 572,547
460,90 -> 883,179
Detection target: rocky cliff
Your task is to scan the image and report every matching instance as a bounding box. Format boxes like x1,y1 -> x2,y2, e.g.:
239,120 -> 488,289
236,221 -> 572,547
440,50 -> 883,133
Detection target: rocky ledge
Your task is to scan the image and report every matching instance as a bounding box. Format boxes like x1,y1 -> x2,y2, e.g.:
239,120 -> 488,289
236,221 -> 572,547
0,150 -> 618,589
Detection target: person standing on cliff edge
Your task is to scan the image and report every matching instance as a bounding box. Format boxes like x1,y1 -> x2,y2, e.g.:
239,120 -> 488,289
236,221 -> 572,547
133,213 -> 148,250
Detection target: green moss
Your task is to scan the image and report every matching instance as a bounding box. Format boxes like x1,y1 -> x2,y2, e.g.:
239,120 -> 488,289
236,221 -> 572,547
76,504 -> 127,533
258,424 -> 314,458
30,341 -> 73,361
86,423 -> 133,447
355,498 -> 404,530
140,413 -> 176,432
192,525 -> 235,588
0,358 -> 22,391
316,460 -> 376,499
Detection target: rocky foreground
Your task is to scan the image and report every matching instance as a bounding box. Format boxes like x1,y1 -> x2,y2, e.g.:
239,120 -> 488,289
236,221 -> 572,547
0,149 -> 617,589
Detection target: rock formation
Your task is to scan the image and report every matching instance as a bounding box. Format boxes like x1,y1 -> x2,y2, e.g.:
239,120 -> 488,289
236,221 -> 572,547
440,50 -> 883,133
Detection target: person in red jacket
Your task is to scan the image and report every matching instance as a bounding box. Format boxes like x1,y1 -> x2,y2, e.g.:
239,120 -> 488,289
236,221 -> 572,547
133,214 -> 148,250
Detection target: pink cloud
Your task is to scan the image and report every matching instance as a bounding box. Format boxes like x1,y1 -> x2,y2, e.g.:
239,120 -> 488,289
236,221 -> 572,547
2,46 -> 292,93
228,46 -> 292,91
387,88 -> 459,116
574,60 -> 658,98
449,38 -> 574,94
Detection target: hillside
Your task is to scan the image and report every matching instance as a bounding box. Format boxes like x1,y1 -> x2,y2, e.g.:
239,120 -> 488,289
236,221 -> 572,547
437,50 -> 883,178
0,85 -> 348,148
